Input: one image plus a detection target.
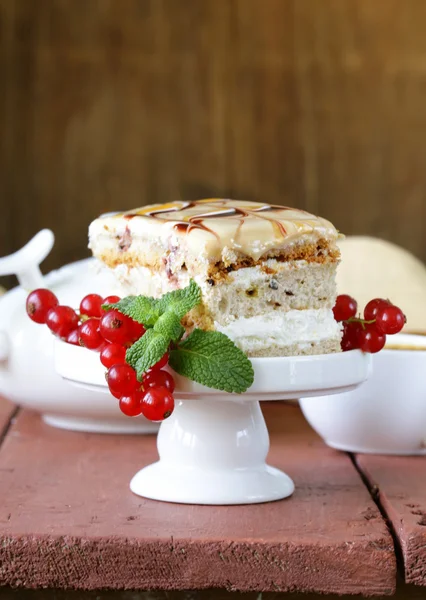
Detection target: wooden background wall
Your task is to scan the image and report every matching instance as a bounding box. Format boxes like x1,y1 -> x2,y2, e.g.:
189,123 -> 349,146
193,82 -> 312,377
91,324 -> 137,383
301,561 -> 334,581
1,0 -> 426,285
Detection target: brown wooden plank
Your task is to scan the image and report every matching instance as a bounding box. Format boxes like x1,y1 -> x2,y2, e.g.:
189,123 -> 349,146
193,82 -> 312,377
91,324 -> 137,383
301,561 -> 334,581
1,587 -> 426,600
0,404 -> 395,595
2,0 -> 426,286
355,454 -> 426,587
0,586 -> 425,600
0,397 -> 17,442
0,584 -> 425,600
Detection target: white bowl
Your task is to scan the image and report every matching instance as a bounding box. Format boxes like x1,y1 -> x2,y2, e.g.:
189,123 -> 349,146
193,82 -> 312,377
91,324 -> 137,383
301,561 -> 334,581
299,333 -> 426,455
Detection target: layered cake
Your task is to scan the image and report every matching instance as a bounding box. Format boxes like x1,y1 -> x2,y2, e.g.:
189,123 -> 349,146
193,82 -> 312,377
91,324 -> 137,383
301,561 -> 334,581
89,199 -> 342,356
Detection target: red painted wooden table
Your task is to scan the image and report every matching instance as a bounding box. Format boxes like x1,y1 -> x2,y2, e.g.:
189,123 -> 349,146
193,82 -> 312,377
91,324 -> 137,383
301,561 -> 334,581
0,397 -> 425,598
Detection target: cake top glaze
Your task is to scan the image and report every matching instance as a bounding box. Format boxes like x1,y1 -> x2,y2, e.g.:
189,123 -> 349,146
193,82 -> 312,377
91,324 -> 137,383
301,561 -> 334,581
90,199 -> 339,262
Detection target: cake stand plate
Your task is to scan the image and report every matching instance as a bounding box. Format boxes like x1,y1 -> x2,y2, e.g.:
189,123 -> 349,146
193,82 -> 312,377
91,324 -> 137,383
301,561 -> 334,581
55,341 -> 371,505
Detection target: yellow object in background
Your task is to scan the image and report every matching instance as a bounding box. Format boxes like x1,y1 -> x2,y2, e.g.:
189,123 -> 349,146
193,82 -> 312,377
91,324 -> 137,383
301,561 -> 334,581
337,237 -> 426,332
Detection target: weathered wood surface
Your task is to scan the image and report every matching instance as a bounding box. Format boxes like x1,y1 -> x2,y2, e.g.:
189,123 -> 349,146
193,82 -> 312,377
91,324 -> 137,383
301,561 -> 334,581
0,398 -> 17,441
1,584 -> 426,600
2,0 -> 426,290
0,404 -> 395,595
356,454 -> 426,587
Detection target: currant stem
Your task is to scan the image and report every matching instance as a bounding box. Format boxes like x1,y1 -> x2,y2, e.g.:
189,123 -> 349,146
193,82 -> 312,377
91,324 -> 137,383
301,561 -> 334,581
346,316 -> 376,329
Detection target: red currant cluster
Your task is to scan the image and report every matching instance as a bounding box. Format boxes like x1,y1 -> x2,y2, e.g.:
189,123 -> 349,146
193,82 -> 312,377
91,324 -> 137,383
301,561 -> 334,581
26,289 -> 175,421
333,294 -> 406,353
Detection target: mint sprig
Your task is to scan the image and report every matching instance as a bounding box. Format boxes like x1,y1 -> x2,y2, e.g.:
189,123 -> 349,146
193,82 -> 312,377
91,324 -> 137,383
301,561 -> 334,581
105,280 -> 254,393
126,329 -> 170,376
103,295 -> 160,327
155,280 -> 202,320
169,329 -> 254,393
153,312 -> 185,342
103,279 -> 201,327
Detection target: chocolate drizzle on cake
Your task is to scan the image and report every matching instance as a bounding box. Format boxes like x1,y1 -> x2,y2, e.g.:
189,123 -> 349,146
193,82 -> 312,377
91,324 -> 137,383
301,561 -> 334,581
169,202 -> 291,241
105,199 -> 338,263
174,222 -> 190,233
124,201 -> 290,243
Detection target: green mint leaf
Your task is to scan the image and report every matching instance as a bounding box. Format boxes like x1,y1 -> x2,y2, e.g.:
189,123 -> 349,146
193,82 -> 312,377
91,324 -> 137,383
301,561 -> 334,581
153,312 -> 185,343
108,296 -> 161,327
156,279 -> 202,319
102,296 -> 135,312
169,329 -> 254,393
126,329 -> 169,378
102,280 -> 201,327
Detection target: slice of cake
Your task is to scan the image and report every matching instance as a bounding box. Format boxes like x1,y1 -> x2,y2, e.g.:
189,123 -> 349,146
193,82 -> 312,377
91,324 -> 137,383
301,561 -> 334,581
89,199 -> 342,356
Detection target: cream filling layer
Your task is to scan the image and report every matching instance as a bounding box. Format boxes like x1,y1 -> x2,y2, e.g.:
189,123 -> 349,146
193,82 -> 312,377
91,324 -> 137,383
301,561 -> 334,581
215,308 -> 341,351
109,259 -> 317,296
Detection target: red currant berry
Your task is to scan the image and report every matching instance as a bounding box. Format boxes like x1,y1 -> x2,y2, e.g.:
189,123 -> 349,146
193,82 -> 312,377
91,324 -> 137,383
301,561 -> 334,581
107,363 -> 138,396
364,298 -> 391,321
109,387 -> 121,400
333,294 -> 358,322
375,305 -> 406,335
358,323 -> 386,353
130,320 -> 145,342
100,343 -> 126,368
341,321 -> 362,351
102,295 -> 121,313
140,386 -> 175,421
119,392 -> 144,417
143,369 -> 175,393
46,306 -> 79,338
26,289 -> 59,324
104,369 -> 121,395
80,293 -> 103,318
99,310 -> 145,345
79,318 -> 104,350
66,327 -> 81,346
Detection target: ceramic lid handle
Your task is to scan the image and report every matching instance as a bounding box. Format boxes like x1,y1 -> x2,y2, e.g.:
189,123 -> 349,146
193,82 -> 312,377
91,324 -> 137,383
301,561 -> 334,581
0,229 -> 55,290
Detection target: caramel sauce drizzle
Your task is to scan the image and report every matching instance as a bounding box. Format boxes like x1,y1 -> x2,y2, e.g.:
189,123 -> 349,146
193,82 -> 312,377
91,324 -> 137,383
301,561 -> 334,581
123,201 -> 193,220
120,200 -> 312,244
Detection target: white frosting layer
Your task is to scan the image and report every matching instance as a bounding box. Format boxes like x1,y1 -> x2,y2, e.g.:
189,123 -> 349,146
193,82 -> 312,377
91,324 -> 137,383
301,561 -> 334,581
89,199 -> 339,264
215,309 -> 341,352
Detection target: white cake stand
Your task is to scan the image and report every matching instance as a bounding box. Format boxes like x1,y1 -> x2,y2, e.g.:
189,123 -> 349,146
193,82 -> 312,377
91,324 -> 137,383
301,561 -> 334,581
55,340 -> 371,505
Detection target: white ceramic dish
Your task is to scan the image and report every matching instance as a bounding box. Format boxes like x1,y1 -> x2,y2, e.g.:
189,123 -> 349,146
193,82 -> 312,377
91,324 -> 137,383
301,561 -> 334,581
299,333 -> 426,455
0,230 -> 158,434
55,340 -> 371,504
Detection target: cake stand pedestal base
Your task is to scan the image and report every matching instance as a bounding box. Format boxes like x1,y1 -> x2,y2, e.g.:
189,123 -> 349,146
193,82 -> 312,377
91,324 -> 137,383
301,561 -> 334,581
130,398 -> 294,505
55,341 -> 371,505
43,414 -> 159,435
